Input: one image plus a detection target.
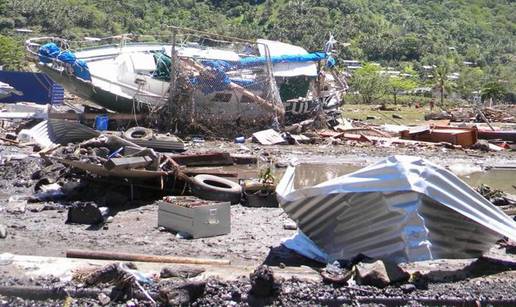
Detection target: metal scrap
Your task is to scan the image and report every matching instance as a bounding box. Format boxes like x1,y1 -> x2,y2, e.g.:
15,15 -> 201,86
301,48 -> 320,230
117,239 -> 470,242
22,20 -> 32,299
277,155 -> 516,263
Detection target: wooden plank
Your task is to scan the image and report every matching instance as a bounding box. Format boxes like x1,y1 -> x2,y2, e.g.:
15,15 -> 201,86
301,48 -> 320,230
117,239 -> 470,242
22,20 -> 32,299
185,169 -> 238,178
104,156 -> 153,170
66,249 -> 230,265
61,159 -> 166,178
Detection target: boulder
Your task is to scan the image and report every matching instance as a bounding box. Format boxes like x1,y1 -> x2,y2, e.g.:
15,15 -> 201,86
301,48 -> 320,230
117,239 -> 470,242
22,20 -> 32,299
354,260 -> 409,288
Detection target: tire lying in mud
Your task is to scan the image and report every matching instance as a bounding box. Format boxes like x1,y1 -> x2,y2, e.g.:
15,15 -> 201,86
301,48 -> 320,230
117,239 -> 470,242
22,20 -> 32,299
123,126 -> 153,141
191,175 -> 242,204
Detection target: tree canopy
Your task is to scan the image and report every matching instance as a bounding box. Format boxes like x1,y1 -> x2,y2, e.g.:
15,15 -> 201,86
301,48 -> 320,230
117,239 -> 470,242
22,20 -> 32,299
0,34 -> 24,70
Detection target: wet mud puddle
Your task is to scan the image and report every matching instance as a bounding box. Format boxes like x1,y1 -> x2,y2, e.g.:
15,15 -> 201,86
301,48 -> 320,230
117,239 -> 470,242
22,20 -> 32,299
191,163 -> 515,193
292,163 -> 515,193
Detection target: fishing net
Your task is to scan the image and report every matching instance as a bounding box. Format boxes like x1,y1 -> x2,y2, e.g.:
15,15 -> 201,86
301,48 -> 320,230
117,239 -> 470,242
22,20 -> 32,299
166,31 -> 284,134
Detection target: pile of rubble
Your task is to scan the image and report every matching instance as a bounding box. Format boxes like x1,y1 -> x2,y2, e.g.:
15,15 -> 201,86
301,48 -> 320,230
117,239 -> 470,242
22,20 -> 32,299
1,100 -> 516,306
425,105 -> 516,123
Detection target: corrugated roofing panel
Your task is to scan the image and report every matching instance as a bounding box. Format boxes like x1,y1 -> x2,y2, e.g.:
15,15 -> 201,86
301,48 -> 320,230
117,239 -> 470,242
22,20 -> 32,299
277,156 -> 516,263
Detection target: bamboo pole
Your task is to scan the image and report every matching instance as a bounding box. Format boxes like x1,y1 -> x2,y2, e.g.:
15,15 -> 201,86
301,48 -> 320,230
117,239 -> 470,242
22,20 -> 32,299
66,249 -> 230,265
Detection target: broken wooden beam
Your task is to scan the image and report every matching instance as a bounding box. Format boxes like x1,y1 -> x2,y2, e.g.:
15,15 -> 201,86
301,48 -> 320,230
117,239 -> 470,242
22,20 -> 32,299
166,152 -> 233,167
0,285 -> 104,301
66,249 -> 230,265
185,170 -> 238,178
231,154 -> 257,165
104,156 -> 154,170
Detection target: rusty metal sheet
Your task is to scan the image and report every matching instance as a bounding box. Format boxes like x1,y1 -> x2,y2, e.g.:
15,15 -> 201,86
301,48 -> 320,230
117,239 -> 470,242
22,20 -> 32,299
401,125 -> 477,146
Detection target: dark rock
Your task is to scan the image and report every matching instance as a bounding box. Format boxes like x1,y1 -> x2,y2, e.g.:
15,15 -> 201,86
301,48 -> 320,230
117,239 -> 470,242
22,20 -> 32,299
321,261 -> 353,285
354,260 -> 409,288
159,280 -> 206,305
409,271 -> 429,290
231,288 -> 242,301
31,170 -> 43,180
492,197 -> 509,206
160,266 -> 205,279
66,202 -> 109,224
392,114 -> 403,119
250,265 -> 275,297
471,140 -> 491,152
505,241 -> 516,254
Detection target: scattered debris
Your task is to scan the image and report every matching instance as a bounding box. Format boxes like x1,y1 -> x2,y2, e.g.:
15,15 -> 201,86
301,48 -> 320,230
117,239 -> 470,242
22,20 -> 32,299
66,202 -> 110,225
0,25 -> 514,306
252,129 -> 287,145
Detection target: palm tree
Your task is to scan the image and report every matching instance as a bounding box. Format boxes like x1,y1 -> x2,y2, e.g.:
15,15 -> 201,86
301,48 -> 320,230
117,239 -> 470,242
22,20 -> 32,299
433,65 -> 449,107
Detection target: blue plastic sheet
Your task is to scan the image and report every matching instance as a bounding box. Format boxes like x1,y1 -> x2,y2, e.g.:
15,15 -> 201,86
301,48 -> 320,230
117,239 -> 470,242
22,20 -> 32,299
57,50 -> 76,64
73,60 -> 91,80
326,56 -> 336,68
237,52 -> 327,69
38,43 -> 60,64
190,60 -> 232,94
38,44 -> 91,81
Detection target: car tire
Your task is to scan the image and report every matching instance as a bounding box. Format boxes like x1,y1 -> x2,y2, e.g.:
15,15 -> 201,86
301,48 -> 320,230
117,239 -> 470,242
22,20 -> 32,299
123,126 -> 153,141
191,174 -> 242,204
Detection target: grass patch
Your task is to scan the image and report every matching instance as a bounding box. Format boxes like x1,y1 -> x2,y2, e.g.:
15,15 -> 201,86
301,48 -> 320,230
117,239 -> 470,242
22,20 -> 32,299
341,104 -> 430,126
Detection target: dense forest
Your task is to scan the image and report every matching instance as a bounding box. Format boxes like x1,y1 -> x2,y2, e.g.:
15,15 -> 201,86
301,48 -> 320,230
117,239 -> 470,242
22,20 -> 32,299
0,0 -> 514,102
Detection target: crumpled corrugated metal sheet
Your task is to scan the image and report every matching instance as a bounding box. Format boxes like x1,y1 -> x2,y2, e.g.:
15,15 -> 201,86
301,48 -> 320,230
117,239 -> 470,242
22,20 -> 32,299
17,119 -> 100,148
47,118 -> 100,145
276,155 -> 516,263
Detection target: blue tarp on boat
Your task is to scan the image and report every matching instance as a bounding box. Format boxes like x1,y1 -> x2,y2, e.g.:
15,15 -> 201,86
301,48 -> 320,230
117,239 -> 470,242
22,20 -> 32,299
38,43 -> 91,81
237,52 -> 327,69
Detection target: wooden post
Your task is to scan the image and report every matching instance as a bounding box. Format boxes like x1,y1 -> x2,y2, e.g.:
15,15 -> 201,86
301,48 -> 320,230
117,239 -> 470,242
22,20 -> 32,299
169,29 -> 177,115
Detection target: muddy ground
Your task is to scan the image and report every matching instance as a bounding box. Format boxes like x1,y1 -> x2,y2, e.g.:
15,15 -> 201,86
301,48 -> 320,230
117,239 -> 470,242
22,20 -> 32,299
1,140 -> 516,305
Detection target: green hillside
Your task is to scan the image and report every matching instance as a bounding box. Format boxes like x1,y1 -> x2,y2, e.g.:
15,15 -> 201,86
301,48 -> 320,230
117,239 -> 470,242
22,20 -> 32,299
0,0 -> 514,99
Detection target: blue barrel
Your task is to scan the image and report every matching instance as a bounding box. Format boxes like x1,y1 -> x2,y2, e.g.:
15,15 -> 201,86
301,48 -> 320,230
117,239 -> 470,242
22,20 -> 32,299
95,115 -> 109,131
